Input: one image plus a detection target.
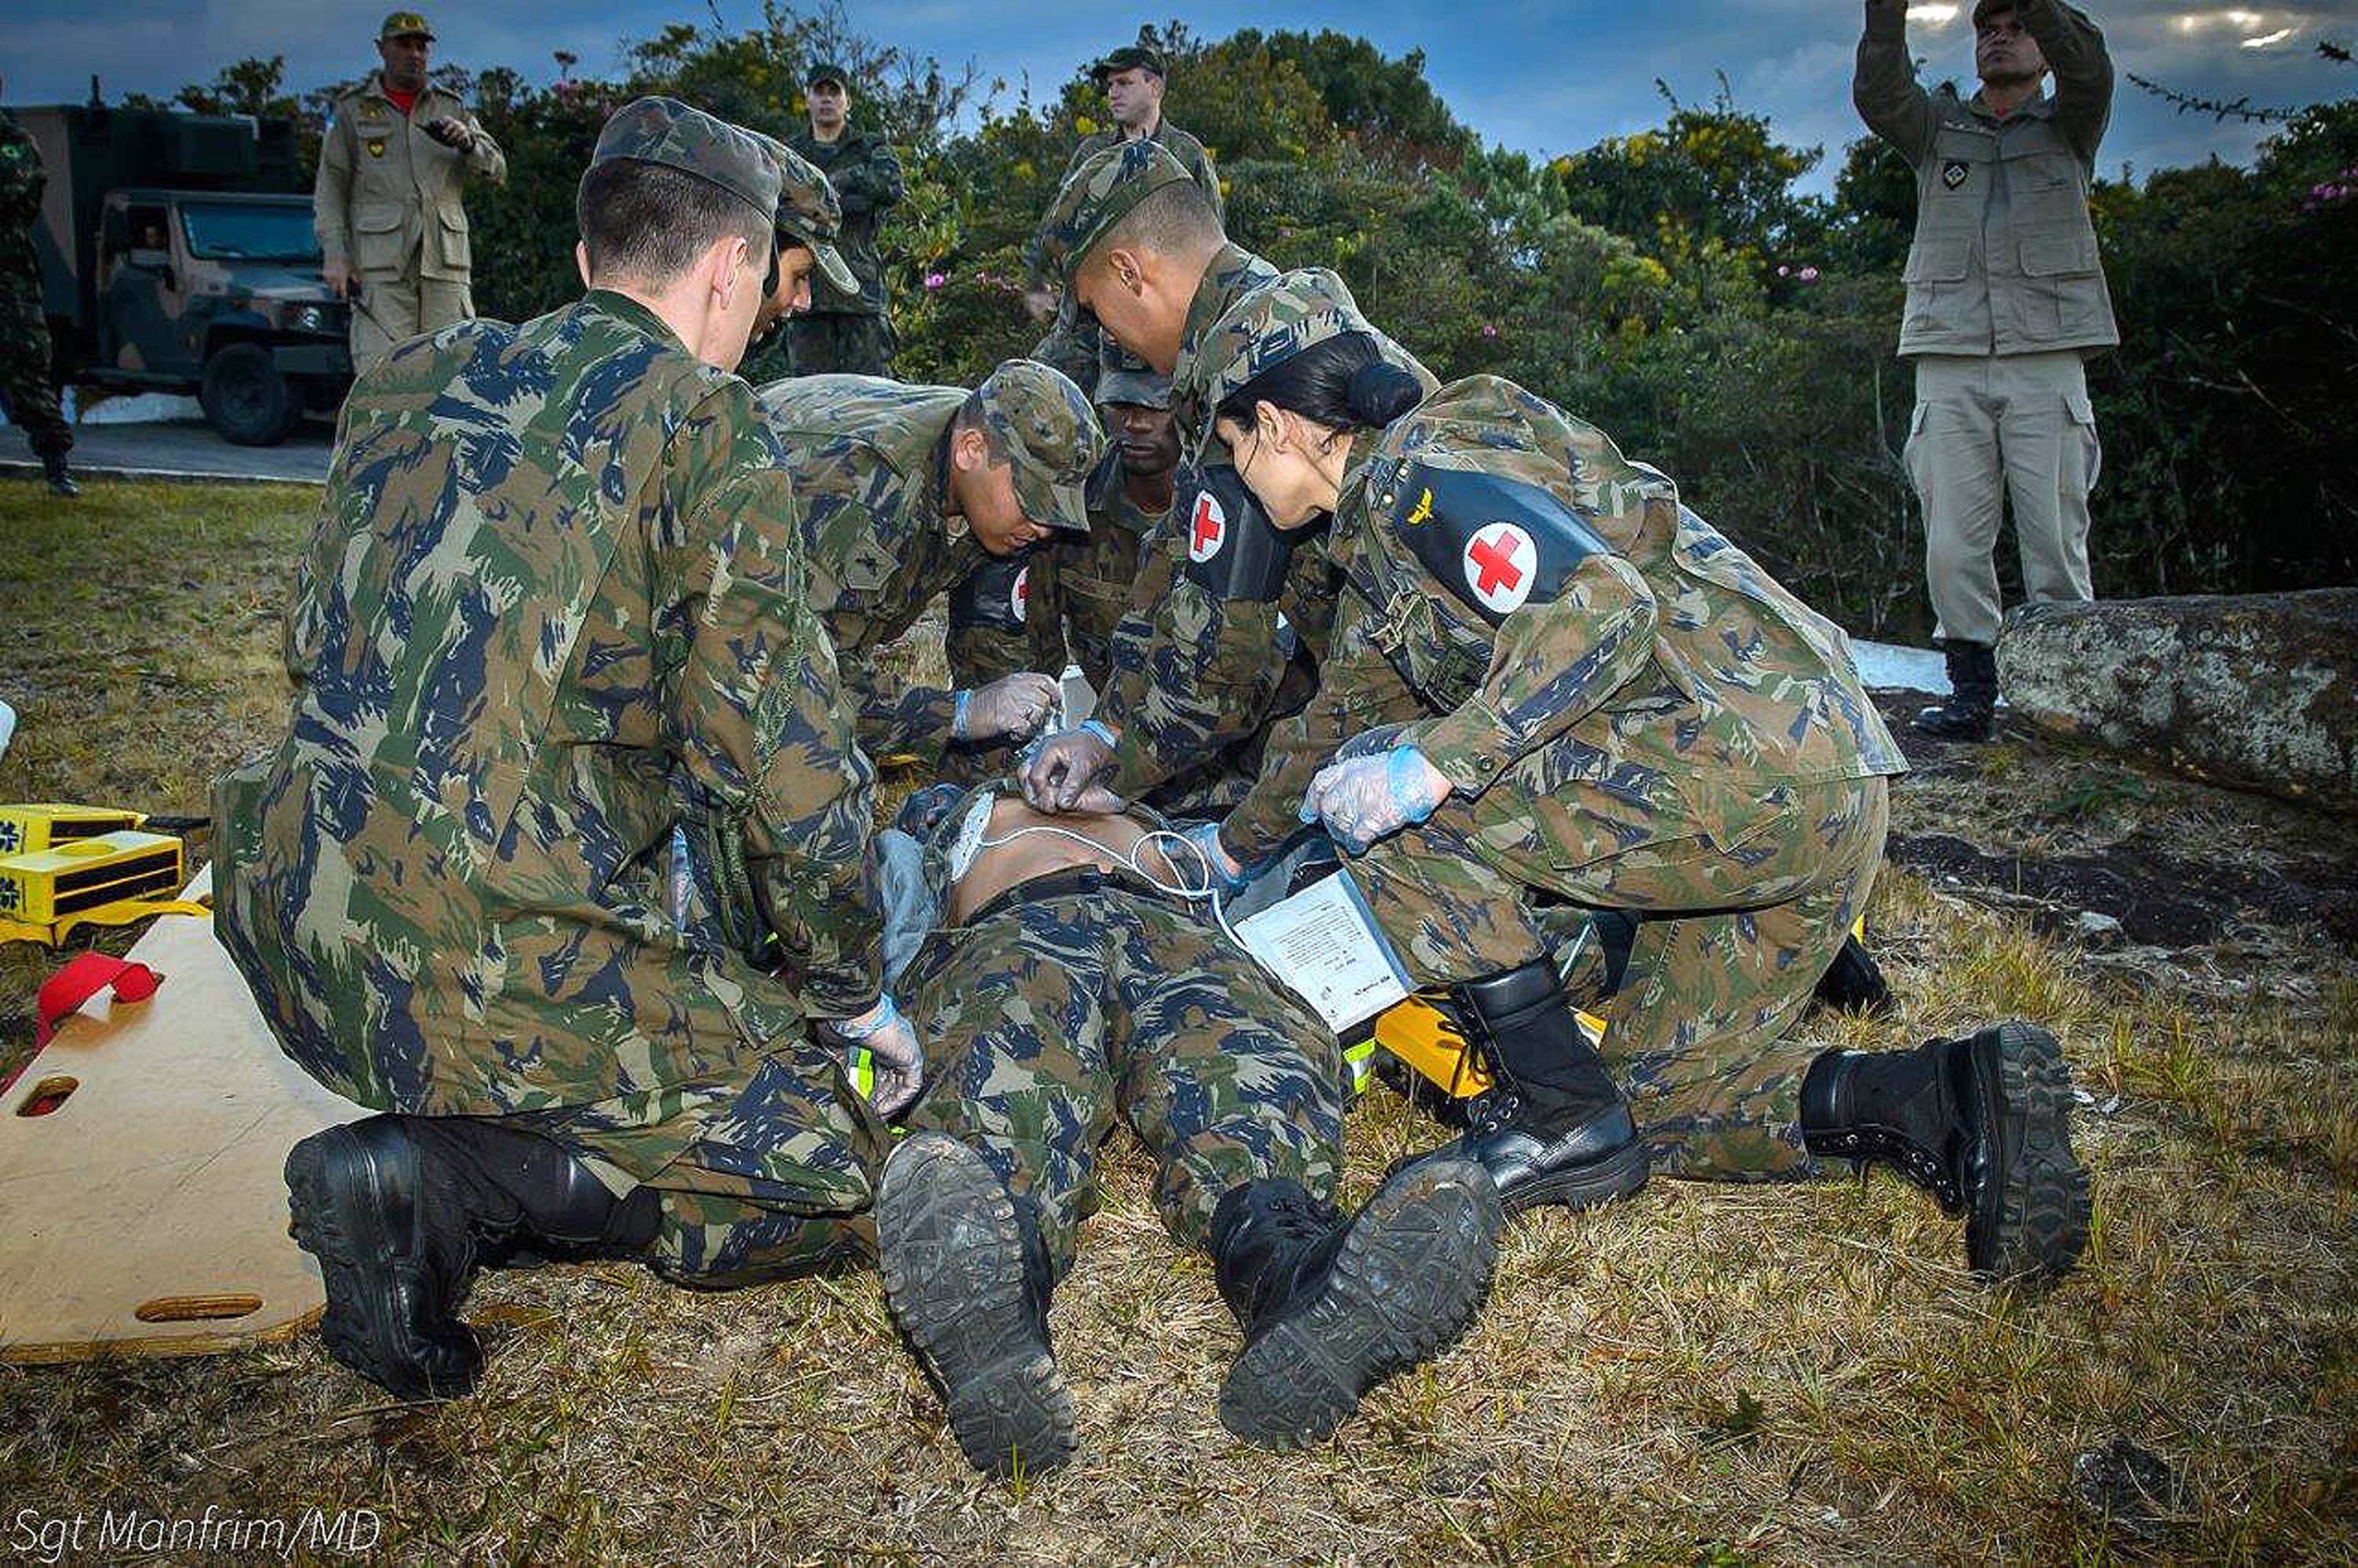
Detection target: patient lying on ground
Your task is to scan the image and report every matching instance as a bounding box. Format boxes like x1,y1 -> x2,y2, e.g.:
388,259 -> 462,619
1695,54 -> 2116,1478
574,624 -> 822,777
869,781 -> 1502,1479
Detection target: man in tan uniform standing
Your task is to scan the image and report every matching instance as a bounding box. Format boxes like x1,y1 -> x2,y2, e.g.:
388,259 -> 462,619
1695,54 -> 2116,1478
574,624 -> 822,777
1856,0 -> 2116,740
314,11 -> 507,370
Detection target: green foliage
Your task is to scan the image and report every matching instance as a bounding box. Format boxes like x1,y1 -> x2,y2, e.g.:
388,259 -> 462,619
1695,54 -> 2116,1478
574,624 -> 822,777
140,12 -> 2357,635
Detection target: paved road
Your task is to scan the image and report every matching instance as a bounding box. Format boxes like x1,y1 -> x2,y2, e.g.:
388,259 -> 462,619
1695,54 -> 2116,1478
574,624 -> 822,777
0,417 -> 330,485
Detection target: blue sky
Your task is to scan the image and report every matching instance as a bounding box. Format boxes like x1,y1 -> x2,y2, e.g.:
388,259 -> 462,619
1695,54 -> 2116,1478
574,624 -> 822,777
6,1 -> 2352,187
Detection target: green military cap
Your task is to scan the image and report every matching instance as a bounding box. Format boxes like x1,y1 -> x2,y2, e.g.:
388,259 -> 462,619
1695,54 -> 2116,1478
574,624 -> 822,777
379,9 -> 434,39
1092,44 -> 1166,80
1095,340 -> 1171,410
976,359 -> 1106,536
751,130 -> 859,296
590,97 -> 780,227
1196,268 -> 1373,417
1036,138 -> 1196,287
806,61 -> 851,89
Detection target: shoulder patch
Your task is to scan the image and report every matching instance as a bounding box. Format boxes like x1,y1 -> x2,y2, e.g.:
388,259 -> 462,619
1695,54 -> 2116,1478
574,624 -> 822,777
1388,461 -> 1611,626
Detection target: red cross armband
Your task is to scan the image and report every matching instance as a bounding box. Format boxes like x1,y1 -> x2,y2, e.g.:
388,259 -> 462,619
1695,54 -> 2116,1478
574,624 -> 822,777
1388,461 -> 1611,626
1177,463 -> 1294,603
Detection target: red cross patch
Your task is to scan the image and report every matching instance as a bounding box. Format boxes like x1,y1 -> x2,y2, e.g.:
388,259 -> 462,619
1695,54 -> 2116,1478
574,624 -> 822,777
1188,490 -> 1226,564
1009,565 -> 1030,623
1463,523 -> 1536,615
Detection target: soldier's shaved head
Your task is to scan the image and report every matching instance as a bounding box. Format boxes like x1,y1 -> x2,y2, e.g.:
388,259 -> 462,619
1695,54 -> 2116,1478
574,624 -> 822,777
576,161 -> 771,288
1091,178 -> 1221,267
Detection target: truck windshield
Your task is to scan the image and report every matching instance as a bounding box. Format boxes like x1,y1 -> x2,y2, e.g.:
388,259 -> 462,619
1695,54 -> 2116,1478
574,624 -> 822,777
179,203 -> 321,262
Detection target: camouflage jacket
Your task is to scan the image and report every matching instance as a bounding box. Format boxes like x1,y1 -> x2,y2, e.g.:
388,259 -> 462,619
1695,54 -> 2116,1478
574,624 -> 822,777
753,375 -> 982,760
1093,247 -> 1431,802
787,127 -> 904,316
212,289 -> 883,1151
0,110 -> 45,278
314,72 -> 505,282
1223,375 -> 1910,858
1025,117 -> 1222,285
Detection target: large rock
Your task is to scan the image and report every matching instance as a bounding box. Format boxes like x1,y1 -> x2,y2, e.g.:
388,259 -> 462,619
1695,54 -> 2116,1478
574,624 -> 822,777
1999,589 -> 2358,813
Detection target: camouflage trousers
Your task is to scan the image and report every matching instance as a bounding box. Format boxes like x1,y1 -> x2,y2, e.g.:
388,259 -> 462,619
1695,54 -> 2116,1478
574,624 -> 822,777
0,275 -> 68,457
900,878 -> 1346,1279
1351,772 -> 1890,1180
521,1042 -> 886,1287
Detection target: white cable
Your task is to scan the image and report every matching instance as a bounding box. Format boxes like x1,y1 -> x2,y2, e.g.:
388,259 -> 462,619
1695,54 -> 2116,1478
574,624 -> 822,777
964,810 -> 1258,958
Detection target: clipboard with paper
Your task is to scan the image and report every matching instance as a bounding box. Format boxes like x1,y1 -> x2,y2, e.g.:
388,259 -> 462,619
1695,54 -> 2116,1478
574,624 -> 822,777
1231,868 -> 1412,1032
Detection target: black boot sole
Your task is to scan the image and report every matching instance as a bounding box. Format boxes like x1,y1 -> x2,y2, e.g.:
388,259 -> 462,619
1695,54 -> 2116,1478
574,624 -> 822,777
876,1133 -> 1075,1482
1967,1022 -> 2092,1284
283,1126 -> 483,1401
1497,1135 -> 1653,1216
1218,1156 -> 1503,1451
1911,707 -> 1994,742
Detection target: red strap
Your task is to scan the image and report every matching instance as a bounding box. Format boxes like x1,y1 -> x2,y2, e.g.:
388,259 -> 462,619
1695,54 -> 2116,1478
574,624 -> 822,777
35,952 -> 160,1047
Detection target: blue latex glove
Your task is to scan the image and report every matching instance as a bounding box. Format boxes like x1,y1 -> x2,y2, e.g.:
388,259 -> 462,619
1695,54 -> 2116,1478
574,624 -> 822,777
828,995 -> 923,1116
1019,718 -> 1124,813
1180,820 -> 1249,893
1299,745 -> 1449,854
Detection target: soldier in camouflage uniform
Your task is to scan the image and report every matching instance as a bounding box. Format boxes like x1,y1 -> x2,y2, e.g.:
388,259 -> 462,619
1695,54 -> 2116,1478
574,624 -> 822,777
1188,270 -> 2090,1284
1018,140 -> 1434,823
215,100 -> 921,1403
946,341 -> 1177,698
1023,43 -> 1224,394
751,360 -> 1103,768
742,61 -> 905,383
871,783 -> 1500,1475
0,90 -> 75,496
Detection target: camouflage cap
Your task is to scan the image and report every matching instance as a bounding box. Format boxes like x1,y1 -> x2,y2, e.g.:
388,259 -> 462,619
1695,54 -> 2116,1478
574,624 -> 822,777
1095,340 -> 1171,410
1036,138 -> 1197,286
806,60 -> 851,89
591,97 -> 780,226
1092,44 -> 1167,81
751,130 -> 858,296
976,359 -> 1106,536
379,9 -> 434,39
1197,267 -> 1375,417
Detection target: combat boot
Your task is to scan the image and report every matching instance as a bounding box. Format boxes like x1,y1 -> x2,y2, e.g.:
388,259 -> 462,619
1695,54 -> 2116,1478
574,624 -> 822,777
285,1115 -> 659,1401
1409,957 -> 1651,1213
1211,1160 -> 1502,1449
875,1133 -> 1074,1482
1912,641 -> 1996,742
39,450 -> 79,499
283,1116 -> 487,1401
1802,1021 -> 2091,1283
1811,933 -> 1894,1016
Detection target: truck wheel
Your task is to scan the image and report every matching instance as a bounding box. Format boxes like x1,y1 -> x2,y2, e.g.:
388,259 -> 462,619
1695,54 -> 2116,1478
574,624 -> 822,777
201,343 -> 296,446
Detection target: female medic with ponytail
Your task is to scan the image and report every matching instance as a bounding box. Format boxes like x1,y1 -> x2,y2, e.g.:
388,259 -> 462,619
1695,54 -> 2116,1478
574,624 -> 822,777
1185,270 -> 2090,1288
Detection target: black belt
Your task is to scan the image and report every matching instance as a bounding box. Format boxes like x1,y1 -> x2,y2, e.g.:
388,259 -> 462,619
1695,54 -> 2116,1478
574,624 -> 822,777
963,865 -> 1190,927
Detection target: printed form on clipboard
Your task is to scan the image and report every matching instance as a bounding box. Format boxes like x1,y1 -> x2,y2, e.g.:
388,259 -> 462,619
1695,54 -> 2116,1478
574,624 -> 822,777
1232,869 -> 1412,1033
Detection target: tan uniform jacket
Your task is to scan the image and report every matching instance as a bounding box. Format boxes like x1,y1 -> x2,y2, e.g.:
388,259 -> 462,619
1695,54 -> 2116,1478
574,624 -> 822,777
1854,0 -> 2117,357
314,72 -> 505,284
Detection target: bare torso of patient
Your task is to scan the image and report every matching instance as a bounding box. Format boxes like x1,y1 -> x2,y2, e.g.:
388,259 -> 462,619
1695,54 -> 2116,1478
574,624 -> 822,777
943,795 -> 1184,927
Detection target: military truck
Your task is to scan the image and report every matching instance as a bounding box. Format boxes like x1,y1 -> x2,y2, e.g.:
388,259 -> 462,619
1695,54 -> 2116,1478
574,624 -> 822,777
18,104 -> 350,446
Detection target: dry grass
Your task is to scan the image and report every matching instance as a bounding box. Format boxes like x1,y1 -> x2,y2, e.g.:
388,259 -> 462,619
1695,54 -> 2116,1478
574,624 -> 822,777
2,475 -> 2356,1562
